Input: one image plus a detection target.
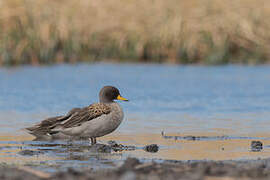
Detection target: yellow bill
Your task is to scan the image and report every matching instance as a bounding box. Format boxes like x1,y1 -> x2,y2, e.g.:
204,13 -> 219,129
117,95 -> 129,101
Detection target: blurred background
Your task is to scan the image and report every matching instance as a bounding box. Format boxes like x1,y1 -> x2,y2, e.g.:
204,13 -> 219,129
0,0 -> 270,65
0,0 -> 270,169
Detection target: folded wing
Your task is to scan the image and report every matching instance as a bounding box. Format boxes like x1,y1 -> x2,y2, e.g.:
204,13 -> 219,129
26,108 -> 81,136
59,103 -> 111,128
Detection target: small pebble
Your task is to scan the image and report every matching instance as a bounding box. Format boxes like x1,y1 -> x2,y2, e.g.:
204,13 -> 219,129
143,144 -> 159,153
251,141 -> 263,152
18,150 -> 43,156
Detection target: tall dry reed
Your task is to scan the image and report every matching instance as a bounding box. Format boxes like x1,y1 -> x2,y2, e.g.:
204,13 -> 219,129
0,0 -> 270,65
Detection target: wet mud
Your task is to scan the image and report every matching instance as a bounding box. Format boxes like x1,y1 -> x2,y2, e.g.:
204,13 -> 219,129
17,141 -> 159,157
2,157 -> 270,180
3,134 -> 270,179
161,132 -> 269,153
161,131 -> 270,141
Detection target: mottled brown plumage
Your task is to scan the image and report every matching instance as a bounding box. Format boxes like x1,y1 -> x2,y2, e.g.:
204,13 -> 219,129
61,103 -> 111,128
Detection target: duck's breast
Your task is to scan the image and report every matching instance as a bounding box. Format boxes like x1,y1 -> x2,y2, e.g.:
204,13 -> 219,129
65,102 -> 124,138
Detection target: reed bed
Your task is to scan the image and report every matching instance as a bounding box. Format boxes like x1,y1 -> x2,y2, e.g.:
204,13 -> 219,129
0,0 -> 270,65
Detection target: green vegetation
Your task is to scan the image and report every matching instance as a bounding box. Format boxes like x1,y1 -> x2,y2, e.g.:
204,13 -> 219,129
0,0 -> 269,65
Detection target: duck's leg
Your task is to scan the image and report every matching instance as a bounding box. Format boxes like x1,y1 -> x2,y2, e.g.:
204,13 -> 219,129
89,138 -> 93,145
90,137 -> 96,145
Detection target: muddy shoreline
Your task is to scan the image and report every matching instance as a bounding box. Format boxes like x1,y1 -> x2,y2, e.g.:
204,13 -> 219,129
1,157 -> 270,180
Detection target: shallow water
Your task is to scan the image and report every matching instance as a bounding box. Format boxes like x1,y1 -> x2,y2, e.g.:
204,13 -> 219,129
1,64 -> 270,172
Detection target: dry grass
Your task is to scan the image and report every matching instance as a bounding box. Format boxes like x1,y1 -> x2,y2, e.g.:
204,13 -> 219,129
0,0 -> 270,65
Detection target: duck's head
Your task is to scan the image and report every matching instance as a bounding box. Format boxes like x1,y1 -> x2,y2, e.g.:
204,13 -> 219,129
99,86 -> 128,103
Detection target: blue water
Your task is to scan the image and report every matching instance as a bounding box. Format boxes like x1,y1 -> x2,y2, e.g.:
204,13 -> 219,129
0,64 -> 270,135
1,64 -> 270,171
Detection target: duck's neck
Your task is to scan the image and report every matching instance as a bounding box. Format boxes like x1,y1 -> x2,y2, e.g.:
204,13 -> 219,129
99,98 -> 114,103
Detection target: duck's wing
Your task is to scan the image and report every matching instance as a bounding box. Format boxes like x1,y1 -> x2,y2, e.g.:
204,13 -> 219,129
58,103 -> 111,129
26,108 -> 81,136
